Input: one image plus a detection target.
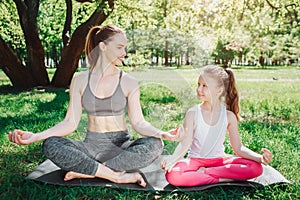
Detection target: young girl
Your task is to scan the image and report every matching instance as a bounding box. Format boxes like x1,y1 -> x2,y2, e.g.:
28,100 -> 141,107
161,65 -> 273,186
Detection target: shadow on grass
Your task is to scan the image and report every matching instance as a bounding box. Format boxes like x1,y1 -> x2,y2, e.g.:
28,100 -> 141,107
0,86 -> 71,197
0,84 -> 30,95
1,177 -> 293,200
0,143 -> 44,182
0,82 -> 298,199
0,84 -> 70,95
0,87 -> 69,141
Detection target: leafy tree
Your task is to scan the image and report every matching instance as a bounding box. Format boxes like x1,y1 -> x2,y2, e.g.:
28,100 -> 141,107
1,0 -> 299,89
51,0 -> 115,87
0,0 -> 114,88
212,39 -> 235,67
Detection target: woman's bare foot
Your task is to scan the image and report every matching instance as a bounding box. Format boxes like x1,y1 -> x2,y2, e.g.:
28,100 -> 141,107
117,172 -> 146,188
64,171 -> 95,181
64,171 -> 146,187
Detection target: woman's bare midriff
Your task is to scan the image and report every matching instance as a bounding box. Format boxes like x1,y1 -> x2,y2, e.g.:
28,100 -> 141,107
87,113 -> 128,133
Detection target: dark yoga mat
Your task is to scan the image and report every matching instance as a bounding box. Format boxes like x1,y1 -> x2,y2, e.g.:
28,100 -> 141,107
26,156 -> 290,191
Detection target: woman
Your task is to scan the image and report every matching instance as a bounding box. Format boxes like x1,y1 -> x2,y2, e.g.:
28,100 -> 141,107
9,25 -> 181,187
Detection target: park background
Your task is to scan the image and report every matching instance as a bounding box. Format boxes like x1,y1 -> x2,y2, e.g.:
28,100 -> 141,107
0,0 -> 299,199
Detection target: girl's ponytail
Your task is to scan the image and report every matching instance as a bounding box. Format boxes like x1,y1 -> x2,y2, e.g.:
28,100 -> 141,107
224,68 -> 241,121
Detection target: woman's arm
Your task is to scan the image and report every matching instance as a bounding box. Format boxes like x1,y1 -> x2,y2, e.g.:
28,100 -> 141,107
9,73 -> 85,145
125,74 -> 181,141
227,111 -> 273,165
161,109 -> 195,172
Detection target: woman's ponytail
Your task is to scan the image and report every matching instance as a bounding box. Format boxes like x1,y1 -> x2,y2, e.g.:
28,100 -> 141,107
85,26 -> 101,70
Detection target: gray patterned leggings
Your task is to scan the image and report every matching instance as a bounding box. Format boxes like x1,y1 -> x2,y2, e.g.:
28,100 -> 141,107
42,131 -> 163,176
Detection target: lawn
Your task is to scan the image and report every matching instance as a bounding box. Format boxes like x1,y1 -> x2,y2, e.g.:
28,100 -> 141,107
0,66 -> 299,199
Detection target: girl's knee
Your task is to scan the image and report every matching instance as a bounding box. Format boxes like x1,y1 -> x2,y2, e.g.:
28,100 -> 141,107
165,171 -> 181,186
245,160 -> 263,178
252,162 -> 263,177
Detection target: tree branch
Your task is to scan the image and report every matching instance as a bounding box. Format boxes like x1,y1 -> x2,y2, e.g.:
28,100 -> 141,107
265,0 -> 279,9
75,0 -> 93,2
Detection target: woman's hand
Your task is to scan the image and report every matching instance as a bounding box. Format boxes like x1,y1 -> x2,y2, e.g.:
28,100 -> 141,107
8,130 -> 37,145
160,156 -> 177,172
161,125 -> 184,141
261,148 -> 273,165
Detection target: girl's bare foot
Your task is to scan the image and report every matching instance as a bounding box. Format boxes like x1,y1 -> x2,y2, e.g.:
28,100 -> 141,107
117,172 -> 146,187
64,171 -> 95,181
219,178 -> 235,182
197,167 -> 206,173
195,167 -> 235,183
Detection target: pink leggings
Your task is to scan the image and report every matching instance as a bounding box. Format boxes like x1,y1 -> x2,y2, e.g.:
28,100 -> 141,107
165,157 -> 263,186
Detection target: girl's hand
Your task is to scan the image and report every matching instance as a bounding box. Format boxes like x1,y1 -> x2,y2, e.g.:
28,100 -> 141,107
162,125 -> 184,141
160,156 -> 177,172
8,130 -> 37,145
261,148 -> 273,165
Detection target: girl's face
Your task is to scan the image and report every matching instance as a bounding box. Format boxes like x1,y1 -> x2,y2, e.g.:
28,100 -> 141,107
197,73 -> 222,102
101,33 -> 127,66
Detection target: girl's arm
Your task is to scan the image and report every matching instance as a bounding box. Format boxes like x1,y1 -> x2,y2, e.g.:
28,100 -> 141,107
126,74 -> 181,141
161,109 -> 195,172
227,111 -> 273,165
9,73 -> 85,145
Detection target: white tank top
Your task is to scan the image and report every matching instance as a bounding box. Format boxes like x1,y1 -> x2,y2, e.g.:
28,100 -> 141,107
188,104 -> 228,158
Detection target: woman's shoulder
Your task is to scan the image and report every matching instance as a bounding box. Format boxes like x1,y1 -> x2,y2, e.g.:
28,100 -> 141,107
71,70 -> 88,83
121,71 -> 138,83
70,70 -> 89,92
120,71 -> 139,91
75,70 -> 89,78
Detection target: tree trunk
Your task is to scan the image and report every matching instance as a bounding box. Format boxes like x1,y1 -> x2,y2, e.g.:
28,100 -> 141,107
62,0 -> 72,46
0,37 -> 35,88
14,0 -> 50,86
164,40 -> 169,66
51,0 -> 115,88
185,49 -> 190,65
155,49 -> 159,65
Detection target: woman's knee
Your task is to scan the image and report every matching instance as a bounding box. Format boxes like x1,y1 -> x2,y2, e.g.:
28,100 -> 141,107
42,136 -> 61,157
147,137 -> 164,154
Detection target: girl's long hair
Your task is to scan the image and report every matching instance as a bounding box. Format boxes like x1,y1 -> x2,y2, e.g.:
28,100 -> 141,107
85,25 -> 124,70
203,65 -> 241,121
224,68 -> 240,121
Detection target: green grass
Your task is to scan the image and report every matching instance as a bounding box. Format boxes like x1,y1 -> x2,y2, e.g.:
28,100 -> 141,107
0,66 -> 299,199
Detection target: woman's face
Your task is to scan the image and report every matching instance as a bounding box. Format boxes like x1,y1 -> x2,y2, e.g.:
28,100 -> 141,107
102,33 -> 127,66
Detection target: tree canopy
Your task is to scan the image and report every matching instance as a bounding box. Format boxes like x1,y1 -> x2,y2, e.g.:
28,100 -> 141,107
0,0 -> 299,88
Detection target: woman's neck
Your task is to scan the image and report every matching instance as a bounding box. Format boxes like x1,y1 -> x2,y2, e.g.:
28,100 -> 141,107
92,61 -> 119,77
92,55 -> 117,72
